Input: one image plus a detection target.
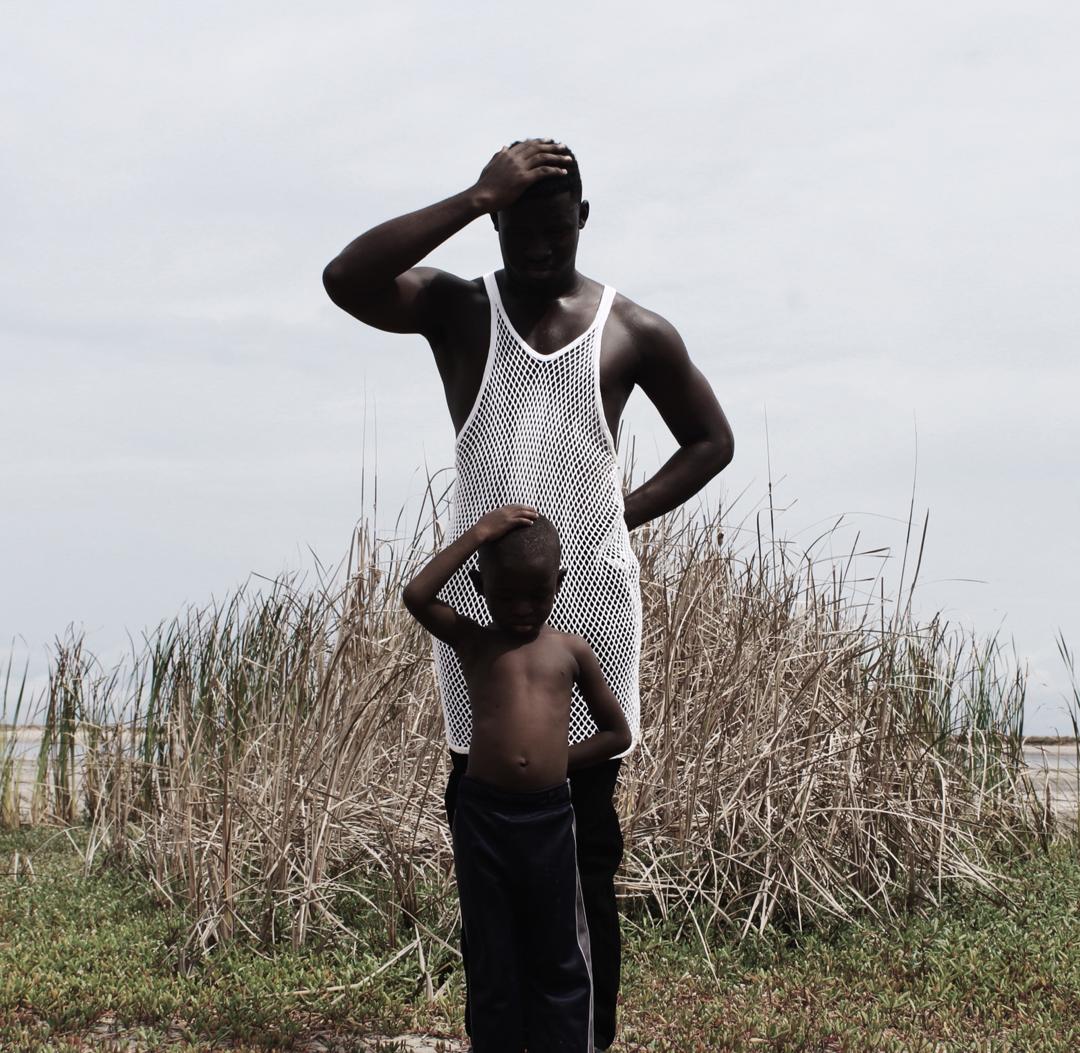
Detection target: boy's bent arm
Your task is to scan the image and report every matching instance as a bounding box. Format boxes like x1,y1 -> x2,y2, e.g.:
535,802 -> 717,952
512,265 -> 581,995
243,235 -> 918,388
402,504 -> 539,648
567,637 -> 632,772
402,527 -> 487,649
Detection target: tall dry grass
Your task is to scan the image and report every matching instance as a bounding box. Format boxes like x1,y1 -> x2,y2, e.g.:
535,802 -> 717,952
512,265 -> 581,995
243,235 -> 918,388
1,467 -> 1063,973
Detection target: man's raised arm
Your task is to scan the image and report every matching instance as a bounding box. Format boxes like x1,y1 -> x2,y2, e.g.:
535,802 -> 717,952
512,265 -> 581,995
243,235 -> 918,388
322,140 -> 574,336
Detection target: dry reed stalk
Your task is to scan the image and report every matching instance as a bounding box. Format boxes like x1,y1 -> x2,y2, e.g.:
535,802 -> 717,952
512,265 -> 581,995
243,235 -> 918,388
5,468 -> 1059,966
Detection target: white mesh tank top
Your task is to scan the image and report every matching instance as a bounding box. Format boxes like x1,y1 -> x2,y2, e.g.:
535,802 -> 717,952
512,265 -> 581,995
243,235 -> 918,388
433,270 -> 642,757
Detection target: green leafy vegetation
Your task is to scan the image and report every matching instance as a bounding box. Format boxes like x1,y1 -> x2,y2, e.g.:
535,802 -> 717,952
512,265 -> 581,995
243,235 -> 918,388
2,825 -> 1078,1051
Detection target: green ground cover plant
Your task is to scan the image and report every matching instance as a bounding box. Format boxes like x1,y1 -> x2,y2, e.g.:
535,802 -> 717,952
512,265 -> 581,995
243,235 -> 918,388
2,824 -> 1078,1052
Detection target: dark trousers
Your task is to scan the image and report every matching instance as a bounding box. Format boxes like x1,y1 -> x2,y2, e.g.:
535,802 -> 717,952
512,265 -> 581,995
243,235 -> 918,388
446,751 -> 624,1050
451,775 -> 594,1053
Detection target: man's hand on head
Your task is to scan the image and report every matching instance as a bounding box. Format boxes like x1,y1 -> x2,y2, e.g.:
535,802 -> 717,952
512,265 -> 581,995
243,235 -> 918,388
472,140 -> 574,213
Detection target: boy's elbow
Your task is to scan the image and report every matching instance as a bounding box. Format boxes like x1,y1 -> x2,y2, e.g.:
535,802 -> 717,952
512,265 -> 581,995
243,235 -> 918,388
606,718 -> 632,755
401,583 -> 420,612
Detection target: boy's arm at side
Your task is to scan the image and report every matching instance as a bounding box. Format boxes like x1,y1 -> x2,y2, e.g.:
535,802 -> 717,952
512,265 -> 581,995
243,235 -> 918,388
567,636 -> 633,772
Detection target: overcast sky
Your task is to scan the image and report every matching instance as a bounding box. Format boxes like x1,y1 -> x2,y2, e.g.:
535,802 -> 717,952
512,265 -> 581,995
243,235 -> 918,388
2,1 -> 1078,733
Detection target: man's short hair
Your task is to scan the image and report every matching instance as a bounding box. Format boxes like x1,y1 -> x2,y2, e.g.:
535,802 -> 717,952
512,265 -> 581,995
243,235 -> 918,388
478,513 -> 562,573
509,139 -> 582,203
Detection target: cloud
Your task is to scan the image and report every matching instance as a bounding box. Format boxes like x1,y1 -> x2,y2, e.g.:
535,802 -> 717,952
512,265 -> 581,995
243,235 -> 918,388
3,0 -> 1078,734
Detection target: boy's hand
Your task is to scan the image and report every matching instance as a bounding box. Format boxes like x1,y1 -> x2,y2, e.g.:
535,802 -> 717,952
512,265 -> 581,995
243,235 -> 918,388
473,504 -> 539,542
472,140 -> 573,213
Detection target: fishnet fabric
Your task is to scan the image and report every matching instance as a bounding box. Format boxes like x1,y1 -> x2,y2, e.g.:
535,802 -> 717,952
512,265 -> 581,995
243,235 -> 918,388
433,272 -> 642,756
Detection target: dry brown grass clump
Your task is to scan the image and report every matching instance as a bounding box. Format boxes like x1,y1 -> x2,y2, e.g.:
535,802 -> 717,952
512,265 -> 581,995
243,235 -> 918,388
2,474 -> 1063,966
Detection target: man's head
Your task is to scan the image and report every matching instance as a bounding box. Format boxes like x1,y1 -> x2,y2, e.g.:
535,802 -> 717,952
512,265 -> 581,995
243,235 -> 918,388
492,140 -> 589,292
468,513 -> 566,638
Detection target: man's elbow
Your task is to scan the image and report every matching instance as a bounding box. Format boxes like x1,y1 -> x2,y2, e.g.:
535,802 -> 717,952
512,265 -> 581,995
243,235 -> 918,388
719,432 -> 734,470
708,431 -> 734,474
322,258 -> 348,305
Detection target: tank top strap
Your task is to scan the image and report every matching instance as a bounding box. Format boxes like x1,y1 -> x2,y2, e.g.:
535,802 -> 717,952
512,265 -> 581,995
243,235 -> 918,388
483,271 -> 616,339
594,285 -> 616,337
482,270 -> 500,312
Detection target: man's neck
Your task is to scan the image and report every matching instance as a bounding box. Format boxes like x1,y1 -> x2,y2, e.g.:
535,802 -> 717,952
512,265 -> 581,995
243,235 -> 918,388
502,267 -> 585,304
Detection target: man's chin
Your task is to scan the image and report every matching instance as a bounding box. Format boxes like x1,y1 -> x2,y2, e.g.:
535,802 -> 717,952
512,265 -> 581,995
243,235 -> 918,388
510,265 -> 569,291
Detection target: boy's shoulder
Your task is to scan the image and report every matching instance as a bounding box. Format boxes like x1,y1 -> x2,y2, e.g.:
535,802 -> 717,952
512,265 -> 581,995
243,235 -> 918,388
545,628 -> 591,659
470,624 -> 584,655
544,626 -> 581,643
564,629 -> 592,646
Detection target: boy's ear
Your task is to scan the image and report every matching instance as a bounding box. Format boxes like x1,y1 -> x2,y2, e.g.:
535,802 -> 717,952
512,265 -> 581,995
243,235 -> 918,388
555,567 -> 567,592
468,567 -> 485,595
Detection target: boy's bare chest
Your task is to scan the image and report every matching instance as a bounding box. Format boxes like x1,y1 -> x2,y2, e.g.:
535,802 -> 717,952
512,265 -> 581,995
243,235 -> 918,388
460,637 -> 575,703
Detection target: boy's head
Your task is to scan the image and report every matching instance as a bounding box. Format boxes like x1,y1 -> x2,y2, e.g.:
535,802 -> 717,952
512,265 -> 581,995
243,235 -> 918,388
469,514 -> 566,638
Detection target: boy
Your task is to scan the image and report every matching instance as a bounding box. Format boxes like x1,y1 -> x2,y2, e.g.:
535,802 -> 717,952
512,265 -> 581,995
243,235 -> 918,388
402,503 -> 633,1053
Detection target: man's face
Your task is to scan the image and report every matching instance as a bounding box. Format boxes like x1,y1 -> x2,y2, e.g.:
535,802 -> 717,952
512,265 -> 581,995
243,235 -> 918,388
494,191 -> 588,291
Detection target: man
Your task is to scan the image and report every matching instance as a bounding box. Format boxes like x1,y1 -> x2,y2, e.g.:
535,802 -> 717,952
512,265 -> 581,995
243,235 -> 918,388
323,139 -> 734,1051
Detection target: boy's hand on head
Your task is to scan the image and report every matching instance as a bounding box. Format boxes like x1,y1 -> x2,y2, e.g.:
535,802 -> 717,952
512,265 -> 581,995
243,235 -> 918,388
473,504 -> 539,542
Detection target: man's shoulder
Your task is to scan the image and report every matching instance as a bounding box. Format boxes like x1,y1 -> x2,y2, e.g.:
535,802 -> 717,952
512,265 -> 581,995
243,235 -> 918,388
416,270 -> 490,343
422,269 -> 488,308
606,288 -> 686,359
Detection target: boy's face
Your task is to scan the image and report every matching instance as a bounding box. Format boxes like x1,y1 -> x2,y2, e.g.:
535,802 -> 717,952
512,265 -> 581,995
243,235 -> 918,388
470,558 -> 566,639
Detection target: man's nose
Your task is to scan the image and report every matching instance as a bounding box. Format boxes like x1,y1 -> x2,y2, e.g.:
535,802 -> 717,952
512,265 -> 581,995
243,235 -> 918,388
523,241 -> 551,261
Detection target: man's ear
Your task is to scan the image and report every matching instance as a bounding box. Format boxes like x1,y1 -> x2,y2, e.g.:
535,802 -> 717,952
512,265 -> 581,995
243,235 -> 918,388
468,567 -> 485,595
578,199 -> 590,229
555,567 -> 567,592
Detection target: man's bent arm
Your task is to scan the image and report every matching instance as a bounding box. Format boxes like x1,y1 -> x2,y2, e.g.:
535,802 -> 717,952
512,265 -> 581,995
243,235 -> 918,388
622,311 -> 734,532
322,189 -> 489,334
322,141 -> 574,335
